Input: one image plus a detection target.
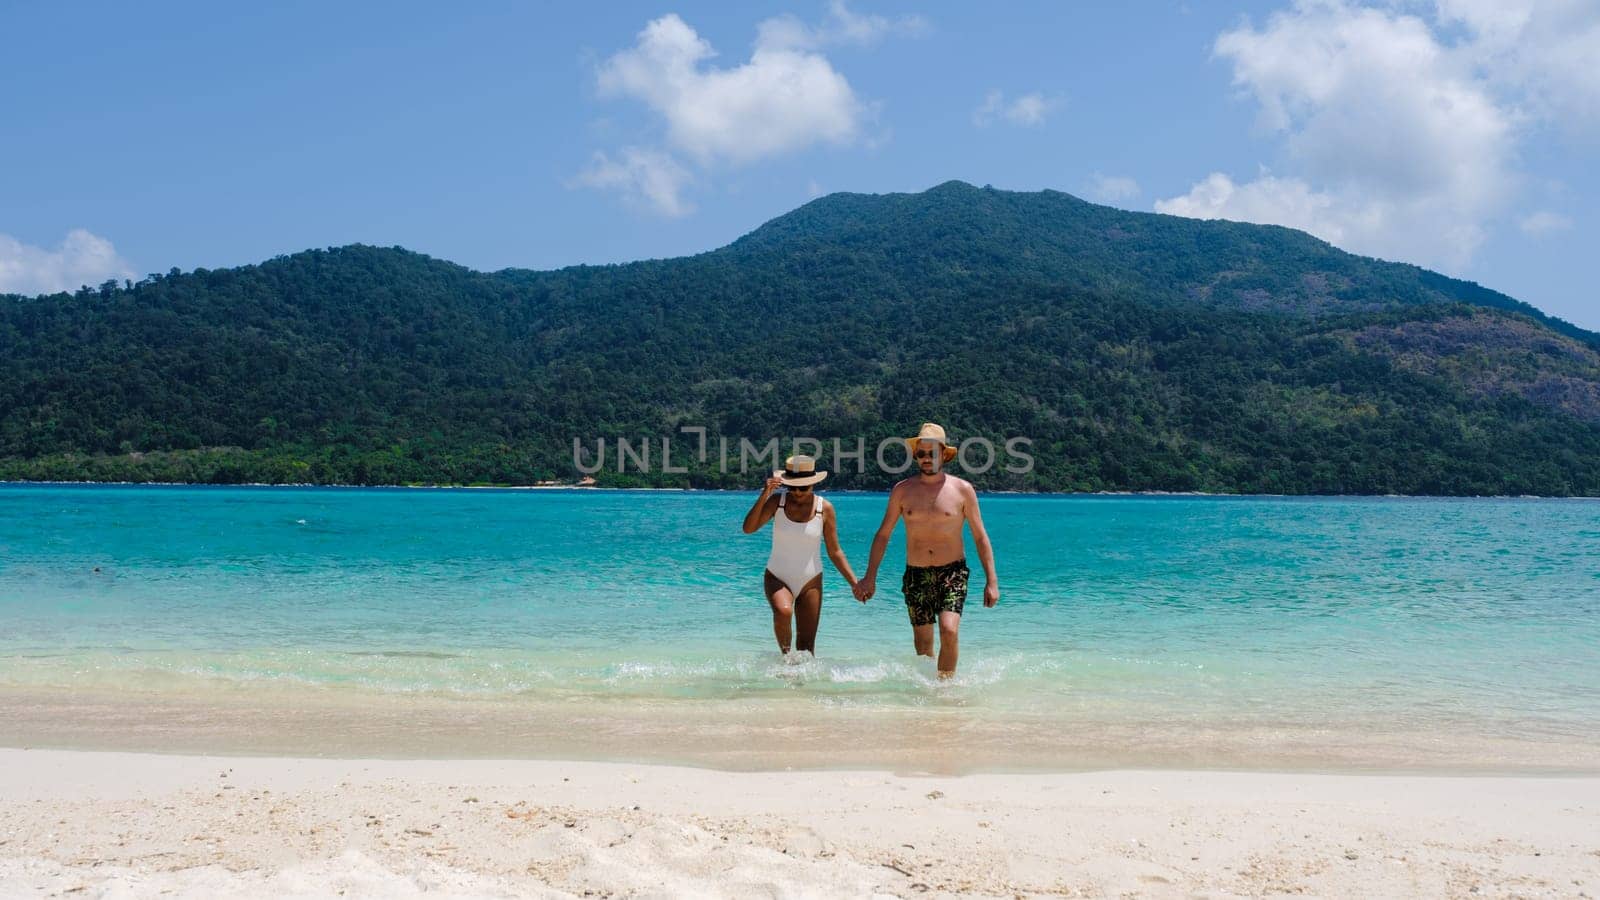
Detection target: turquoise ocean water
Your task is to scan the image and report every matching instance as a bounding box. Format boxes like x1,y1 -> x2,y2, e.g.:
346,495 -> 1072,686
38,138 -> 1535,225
1,485 -> 1597,770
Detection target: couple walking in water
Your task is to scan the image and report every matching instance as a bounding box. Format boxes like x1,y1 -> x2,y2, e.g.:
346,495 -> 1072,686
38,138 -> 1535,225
740,423 -> 1000,678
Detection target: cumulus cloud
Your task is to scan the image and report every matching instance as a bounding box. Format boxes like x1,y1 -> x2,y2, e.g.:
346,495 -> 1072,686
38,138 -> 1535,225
1433,0 -> 1600,123
1157,0 -> 1515,270
0,229 -> 135,296
571,147 -> 694,217
1158,171 -> 1363,240
973,89 -> 1055,127
597,13 -> 865,166
1518,210 -> 1573,236
1085,174 -> 1141,203
578,9 -> 907,214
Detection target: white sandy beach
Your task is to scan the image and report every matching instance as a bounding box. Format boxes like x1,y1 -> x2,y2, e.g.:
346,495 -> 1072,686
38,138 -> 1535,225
1,749 -> 1597,898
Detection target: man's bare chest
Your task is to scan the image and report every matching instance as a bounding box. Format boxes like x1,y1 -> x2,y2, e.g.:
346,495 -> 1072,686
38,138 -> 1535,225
902,487 -> 962,527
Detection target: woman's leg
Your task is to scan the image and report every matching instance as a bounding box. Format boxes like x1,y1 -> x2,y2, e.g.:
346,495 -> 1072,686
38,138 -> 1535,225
763,571 -> 795,653
793,575 -> 823,655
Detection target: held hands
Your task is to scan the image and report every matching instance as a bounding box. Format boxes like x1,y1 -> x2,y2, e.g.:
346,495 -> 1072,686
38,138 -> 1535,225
852,576 -> 876,603
850,577 -> 991,605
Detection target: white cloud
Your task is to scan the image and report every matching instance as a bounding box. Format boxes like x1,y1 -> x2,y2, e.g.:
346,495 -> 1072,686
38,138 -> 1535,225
579,10 -> 906,214
1006,93 -> 1051,126
758,0 -> 929,50
1157,0 -> 1516,270
0,229 -> 135,296
571,147 -> 694,218
1086,174 -> 1141,203
1433,0 -> 1600,123
1162,0 -> 1600,271
973,89 -> 1056,127
1518,210 -> 1574,235
1158,171 -> 1356,239
596,13 -> 865,166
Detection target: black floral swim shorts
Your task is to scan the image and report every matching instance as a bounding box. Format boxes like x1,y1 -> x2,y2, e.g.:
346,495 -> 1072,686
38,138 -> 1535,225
901,558 -> 969,626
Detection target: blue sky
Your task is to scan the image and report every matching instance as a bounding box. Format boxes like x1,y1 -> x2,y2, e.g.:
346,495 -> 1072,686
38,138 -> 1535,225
3,1 -> 1596,327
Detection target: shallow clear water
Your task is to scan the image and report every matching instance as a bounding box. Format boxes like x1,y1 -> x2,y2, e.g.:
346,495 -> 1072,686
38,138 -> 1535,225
1,485 -> 1597,769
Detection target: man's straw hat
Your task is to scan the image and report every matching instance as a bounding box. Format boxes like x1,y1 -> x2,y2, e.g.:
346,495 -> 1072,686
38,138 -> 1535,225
904,422 -> 958,462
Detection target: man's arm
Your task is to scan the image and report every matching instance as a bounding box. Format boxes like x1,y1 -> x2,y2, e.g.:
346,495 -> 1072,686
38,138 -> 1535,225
963,480 -> 999,607
854,483 -> 903,601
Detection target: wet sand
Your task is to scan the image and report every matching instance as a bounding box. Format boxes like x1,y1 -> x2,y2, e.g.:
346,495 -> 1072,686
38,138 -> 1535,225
4,686 -> 1597,775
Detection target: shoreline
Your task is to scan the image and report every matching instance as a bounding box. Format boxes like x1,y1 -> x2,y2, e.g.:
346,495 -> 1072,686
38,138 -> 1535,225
4,687 -> 1596,777
2,748 -> 1596,897
3,479 -> 1597,500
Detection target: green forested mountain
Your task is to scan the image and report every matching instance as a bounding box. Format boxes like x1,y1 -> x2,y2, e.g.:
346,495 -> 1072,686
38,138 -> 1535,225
3,181 -> 1599,494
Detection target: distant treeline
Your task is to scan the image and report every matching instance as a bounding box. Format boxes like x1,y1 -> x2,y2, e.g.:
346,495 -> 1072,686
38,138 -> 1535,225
3,182 -> 1599,494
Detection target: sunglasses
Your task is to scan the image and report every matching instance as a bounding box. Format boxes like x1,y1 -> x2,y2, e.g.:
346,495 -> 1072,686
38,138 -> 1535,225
913,449 -> 936,459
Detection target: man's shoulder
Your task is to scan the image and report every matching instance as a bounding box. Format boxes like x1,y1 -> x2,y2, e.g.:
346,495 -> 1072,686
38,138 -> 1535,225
947,474 -> 976,493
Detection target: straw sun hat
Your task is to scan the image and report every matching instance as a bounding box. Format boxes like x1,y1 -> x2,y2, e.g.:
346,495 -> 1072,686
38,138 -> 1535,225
905,422 -> 959,463
774,454 -> 828,487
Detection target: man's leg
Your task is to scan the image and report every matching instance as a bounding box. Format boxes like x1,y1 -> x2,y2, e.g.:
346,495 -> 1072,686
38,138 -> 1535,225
793,576 -> 822,655
763,572 -> 795,653
936,610 -> 961,678
906,567 -> 936,658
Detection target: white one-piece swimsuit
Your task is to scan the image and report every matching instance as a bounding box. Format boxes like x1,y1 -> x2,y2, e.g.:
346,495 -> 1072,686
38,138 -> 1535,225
766,494 -> 824,595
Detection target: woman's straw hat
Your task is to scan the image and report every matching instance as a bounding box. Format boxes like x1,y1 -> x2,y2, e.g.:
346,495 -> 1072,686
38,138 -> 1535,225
775,454 -> 828,487
904,422 -> 959,462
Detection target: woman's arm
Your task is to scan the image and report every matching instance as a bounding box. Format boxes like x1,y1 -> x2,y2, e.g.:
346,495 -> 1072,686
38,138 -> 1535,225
741,476 -> 783,533
821,500 -> 859,593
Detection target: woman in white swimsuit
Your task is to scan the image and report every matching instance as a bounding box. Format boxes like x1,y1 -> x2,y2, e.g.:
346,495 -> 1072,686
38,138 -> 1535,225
740,454 -> 860,656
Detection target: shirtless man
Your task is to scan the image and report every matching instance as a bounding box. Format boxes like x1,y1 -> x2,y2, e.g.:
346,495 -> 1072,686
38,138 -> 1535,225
853,423 -> 999,677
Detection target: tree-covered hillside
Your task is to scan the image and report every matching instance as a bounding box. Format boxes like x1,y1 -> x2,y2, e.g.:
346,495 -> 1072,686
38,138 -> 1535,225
3,181 -> 1598,494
